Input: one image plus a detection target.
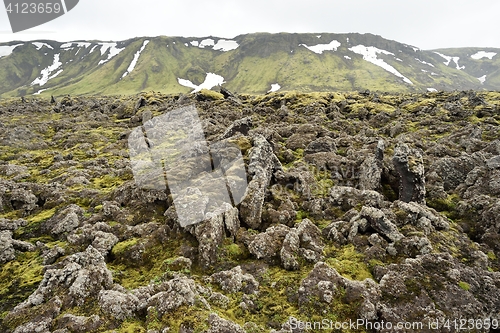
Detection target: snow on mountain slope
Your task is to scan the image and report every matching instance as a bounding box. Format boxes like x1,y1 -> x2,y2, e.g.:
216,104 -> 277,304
31,54 -> 63,86
300,40 -> 341,54
98,43 -> 125,65
122,40 -> 150,79
471,51 -> 497,60
349,45 -> 413,84
178,73 -> 225,93
0,44 -> 23,58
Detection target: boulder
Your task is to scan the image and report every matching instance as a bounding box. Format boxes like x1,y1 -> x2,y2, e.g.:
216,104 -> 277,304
42,204 -> 85,237
0,230 -> 35,264
204,313 -> 246,333
210,266 -> 259,294
98,290 -> 140,320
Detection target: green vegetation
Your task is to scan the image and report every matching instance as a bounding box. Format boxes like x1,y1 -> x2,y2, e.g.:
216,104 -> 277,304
2,33 -> 500,98
325,245 -> 373,281
1,89 -> 500,332
0,252 -> 44,319
458,281 -> 470,291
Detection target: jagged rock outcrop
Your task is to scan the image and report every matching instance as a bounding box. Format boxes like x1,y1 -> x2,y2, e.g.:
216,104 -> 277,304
98,289 -> 140,320
299,262 -> 380,320
210,266 -> 259,294
377,253 -> 500,332
8,246 -> 113,316
249,219 -> 324,269
146,276 -> 204,316
42,204 -> 85,237
219,117 -> 252,140
0,230 -> 35,264
0,180 -> 38,214
2,92 -> 500,333
204,313 -> 246,333
359,139 -> 385,191
239,135 -> 282,229
393,143 -> 426,204
0,218 -> 27,231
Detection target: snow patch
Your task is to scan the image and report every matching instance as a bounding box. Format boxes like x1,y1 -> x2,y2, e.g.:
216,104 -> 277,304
77,42 -> 91,48
415,58 -> 435,67
348,45 -> 413,85
268,83 -> 281,93
190,41 -> 199,47
98,43 -> 125,65
300,40 -> 341,54
199,39 -> 215,48
316,35 -> 322,38
185,43 -> 188,47
33,42 -> 53,50
478,75 -> 487,84
31,54 -> 63,86
434,52 -> 464,70
89,45 -> 98,53
122,40 -> 150,79
60,42 -> 74,49
471,51 -> 497,60
427,88 -> 438,92
344,56 -> 351,60
33,89 -> 48,95
395,58 -> 403,62
213,39 -> 239,52
0,44 -> 23,58
177,73 -> 225,93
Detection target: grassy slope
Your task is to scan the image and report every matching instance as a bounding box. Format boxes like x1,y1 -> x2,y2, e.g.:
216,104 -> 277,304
432,47 -> 500,89
0,34 -> 498,98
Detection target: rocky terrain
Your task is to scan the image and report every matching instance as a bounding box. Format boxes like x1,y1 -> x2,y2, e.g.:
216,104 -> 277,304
0,89 -> 500,332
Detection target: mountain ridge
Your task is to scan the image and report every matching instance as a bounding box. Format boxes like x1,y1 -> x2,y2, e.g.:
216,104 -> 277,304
0,32 -> 499,97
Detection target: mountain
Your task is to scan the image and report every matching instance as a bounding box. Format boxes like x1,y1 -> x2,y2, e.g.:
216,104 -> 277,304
0,32 -> 499,97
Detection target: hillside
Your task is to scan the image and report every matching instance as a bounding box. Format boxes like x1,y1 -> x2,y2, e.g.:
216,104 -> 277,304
1,90 -> 500,332
0,33 -> 499,97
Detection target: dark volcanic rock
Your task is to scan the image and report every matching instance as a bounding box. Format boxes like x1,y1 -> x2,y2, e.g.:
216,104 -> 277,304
393,143 -> 426,204
239,135 -> 282,229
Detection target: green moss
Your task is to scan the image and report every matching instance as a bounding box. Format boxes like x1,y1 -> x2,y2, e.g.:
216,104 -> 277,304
293,148 -> 304,159
487,252 -> 497,261
198,89 -> 224,100
427,194 -> 460,219
223,243 -> 245,260
111,238 -> 140,257
0,251 -> 43,316
458,281 -> 470,291
158,305 -> 210,333
27,207 -> 57,224
92,174 -> 126,193
295,210 -> 309,222
325,245 -> 373,281
311,168 -> 334,197
109,238 -> 188,289
109,320 -> 146,333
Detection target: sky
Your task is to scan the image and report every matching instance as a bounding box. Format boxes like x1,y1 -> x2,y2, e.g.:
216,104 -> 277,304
1,0 -> 499,49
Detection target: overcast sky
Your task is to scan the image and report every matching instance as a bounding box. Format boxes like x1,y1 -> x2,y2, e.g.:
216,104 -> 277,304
1,0 -> 499,49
